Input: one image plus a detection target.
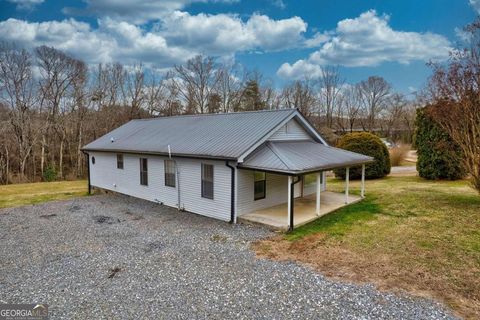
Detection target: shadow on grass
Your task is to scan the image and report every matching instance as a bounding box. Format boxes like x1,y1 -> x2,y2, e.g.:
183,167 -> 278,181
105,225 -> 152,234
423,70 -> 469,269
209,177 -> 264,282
286,196 -> 383,241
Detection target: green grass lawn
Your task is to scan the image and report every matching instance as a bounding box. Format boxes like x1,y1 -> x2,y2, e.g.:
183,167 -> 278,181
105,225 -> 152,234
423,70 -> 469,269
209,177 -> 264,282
255,175 -> 480,319
0,180 -> 88,209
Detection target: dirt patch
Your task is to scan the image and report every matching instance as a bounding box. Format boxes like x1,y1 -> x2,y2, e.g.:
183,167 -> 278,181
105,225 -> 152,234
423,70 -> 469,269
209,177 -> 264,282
39,213 -> 57,219
124,210 -> 143,221
93,215 -> 120,224
107,267 -> 122,279
144,241 -> 163,253
69,205 -> 81,212
252,234 -> 479,319
210,234 -> 228,243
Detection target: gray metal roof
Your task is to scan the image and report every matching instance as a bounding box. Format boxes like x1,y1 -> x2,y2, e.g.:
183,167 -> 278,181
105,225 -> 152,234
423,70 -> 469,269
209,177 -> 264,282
82,109 -> 299,159
239,141 -> 374,174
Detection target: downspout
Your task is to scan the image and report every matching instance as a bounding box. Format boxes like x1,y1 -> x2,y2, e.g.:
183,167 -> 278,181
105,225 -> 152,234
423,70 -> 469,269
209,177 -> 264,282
225,161 -> 235,224
175,161 -> 181,210
289,176 -> 302,232
81,150 -> 91,195
168,145 -> 181,211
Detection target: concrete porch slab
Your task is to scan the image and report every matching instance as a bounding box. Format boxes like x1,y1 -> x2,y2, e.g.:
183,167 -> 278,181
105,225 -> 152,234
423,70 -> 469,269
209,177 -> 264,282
238,191 -> 362,230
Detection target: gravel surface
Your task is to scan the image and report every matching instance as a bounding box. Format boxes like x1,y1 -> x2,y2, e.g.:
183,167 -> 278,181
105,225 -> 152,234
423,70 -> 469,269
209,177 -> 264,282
0,194 -> 457,319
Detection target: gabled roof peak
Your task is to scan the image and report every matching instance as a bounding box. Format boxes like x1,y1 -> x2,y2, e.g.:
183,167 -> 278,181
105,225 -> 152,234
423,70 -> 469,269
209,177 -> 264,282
132,108 -> 296,122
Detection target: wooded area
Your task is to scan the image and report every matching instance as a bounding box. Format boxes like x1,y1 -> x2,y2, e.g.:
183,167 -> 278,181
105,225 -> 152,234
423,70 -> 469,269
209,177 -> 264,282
0,43 -> 418,184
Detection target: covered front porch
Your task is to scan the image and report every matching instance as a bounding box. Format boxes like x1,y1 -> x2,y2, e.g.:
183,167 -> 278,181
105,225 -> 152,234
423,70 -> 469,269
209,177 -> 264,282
239,190 -> 362,230
236,140 -> 373,231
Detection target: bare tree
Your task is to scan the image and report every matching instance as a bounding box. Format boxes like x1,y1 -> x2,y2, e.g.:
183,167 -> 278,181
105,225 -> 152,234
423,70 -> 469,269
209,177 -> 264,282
173,55 -> 220,114
215,63 -> 242,113
357,76 -> 392,131
318,66 -> 343,128
123,63 -> 145,119
336,84 -> 361,133
0,45 -> 39,180
382,93 -> 407,139
281,79 -> 318,117
36,46 -> 81,177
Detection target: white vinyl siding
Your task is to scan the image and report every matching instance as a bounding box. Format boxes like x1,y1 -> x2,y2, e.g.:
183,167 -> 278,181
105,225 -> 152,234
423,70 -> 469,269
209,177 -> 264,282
237,170 -> 327,215
237,170 -> 288,215
89,152 -> 232,221
268,118 -> 312,141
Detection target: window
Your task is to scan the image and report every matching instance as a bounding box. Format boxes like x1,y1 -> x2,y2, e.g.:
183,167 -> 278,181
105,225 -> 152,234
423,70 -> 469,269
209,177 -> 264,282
140,158 -> 148,186
201,164 -> 214,199
254,171 -> 266,200
164,160 -> 176,187
91,156 -> 95,165
117,154 -> 124,169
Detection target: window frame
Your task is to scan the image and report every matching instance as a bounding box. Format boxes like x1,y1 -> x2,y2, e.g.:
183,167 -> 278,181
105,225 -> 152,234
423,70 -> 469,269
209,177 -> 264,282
201,163 -> 214,200
254,171 -> 266,201
139,158 -> 148,186
117,154 -> 124,169
164,159 -> 176,188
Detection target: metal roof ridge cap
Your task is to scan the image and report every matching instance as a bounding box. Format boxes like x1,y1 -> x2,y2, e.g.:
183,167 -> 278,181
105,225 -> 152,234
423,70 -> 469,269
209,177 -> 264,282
266,141 -> 298,171
129,108 -> 295,121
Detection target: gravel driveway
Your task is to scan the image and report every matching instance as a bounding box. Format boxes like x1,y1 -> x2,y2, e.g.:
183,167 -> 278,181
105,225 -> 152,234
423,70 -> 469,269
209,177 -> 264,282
0,194 -> 456,319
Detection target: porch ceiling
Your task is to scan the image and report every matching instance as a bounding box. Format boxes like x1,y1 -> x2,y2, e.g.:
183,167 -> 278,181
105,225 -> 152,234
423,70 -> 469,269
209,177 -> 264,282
238,141 -> 374,175
238,192 -> 362,230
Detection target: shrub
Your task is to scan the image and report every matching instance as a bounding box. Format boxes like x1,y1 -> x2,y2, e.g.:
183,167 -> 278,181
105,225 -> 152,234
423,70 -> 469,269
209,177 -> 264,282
414,107 -> 465,180
334,132 -> 391,180
389,144 -> 410,167
42,165 -> 57,182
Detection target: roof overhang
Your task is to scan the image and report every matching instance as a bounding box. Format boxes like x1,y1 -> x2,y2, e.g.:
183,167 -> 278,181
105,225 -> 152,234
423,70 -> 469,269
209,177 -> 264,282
81,148 -> 237,161
237,141 -> 374,175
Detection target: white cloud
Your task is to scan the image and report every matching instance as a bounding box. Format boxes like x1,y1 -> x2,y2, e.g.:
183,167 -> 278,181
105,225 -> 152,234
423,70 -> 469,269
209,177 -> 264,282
0,12 -> 307,67
271,0 -> 286,9
277,59 -> 323,80
304,31 -> 330,48
63,0 -> 239,24
0,18 -> 192,67
470,0 -> 480,13
278,10 -> 452,79
159,11 -> 307,54
6,0 -> 44,10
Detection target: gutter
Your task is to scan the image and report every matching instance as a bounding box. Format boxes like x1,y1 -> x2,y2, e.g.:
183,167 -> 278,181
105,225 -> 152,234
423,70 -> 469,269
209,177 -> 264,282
289,176 -> 302,232
237,158 -> 375,176
81,148 -> 237,162
225,161 -> 236,224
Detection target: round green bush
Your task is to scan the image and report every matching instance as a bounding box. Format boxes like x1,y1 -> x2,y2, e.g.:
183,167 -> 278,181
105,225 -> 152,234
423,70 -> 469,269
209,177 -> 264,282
334,132 -> 390,180
414,107 -> 465,180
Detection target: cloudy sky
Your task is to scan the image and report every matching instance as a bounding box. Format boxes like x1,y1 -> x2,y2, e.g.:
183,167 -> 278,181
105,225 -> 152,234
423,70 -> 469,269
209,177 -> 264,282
0,0 -> 477,93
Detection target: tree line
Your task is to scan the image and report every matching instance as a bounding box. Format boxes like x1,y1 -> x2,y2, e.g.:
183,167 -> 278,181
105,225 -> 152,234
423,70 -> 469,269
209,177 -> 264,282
0,43 -> 417,184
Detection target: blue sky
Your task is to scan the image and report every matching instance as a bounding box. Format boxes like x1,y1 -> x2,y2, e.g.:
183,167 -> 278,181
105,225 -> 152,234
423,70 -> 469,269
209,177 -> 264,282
0,0 -> 477,93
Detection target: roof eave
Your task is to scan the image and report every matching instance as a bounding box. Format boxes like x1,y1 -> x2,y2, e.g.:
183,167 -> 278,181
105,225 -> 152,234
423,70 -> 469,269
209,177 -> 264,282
81,148 -> 238,161
237,159 -> 375,176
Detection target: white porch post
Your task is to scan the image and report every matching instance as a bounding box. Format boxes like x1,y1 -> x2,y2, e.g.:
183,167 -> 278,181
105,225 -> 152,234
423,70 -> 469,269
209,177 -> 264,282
287,176 -> 293,228
345,167 -> 350,204
361,164 -> 365,198
316,172 -> 321,216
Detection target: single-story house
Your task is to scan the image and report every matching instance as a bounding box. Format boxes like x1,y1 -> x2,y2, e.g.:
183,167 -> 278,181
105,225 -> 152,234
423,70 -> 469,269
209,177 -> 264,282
82,109 -> 373,230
